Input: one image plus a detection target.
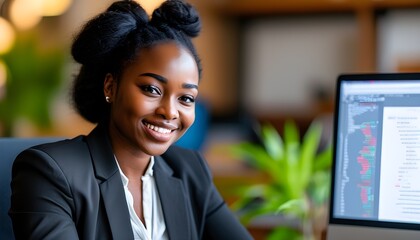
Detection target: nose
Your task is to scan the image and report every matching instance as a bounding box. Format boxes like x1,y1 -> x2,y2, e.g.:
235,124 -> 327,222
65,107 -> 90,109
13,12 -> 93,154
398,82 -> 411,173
156,97 -> 179,120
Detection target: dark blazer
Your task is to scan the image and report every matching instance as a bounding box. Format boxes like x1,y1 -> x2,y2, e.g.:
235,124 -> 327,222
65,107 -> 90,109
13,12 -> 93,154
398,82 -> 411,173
9,125 -> 253,240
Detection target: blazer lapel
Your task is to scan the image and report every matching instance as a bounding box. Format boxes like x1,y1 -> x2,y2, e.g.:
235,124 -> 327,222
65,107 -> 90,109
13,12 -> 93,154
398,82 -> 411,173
154,156 -> 191,240
86,125 -> 134,240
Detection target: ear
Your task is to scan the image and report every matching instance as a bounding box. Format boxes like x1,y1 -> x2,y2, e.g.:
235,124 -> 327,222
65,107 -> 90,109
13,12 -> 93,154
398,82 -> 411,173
104,73 -> 116,103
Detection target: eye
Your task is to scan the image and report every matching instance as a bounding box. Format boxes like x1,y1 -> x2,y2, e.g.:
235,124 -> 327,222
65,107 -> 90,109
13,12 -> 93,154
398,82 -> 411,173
140,85 -> 161,95
179,95 -> 195,104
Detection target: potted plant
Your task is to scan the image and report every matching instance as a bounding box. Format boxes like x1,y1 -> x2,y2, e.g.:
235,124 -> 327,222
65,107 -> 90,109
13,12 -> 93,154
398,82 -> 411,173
230,119 -> 332,240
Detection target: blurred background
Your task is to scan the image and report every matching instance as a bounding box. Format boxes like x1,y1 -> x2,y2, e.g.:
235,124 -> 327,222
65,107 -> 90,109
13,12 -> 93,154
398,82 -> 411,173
1,0 -> 420,239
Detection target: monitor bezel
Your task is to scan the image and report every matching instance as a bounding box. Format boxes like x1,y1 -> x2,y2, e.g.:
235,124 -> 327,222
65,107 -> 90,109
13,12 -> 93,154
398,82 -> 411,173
329,72 -> 420,231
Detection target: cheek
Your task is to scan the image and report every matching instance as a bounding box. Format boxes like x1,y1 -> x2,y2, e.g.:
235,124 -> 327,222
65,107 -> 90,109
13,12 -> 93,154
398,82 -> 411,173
118,93 -> 151,116
183,109 -> 196,129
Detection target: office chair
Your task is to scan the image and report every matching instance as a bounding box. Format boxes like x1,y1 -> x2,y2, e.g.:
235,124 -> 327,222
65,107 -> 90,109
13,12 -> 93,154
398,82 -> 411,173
0,137 -> 63,240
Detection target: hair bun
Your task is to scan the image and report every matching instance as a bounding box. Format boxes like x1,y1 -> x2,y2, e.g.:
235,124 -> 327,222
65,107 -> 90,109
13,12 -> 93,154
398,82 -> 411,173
71,1 -> 149,65
151,0 -> 201,37
107,0 -> 149,26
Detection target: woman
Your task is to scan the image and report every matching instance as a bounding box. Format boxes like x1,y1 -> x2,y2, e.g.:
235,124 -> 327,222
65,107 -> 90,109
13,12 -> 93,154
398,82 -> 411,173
9,1 -> 253,239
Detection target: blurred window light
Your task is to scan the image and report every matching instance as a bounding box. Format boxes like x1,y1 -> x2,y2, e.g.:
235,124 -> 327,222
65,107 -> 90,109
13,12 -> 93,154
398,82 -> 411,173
135,0 -> 165,16
40,0 -> 72,17
9,0 -> 43,30
0,17 -> 15,54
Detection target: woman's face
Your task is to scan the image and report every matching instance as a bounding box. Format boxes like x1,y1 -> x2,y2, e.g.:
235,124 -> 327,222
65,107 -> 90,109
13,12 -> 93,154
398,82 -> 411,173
104,42 -> 199,157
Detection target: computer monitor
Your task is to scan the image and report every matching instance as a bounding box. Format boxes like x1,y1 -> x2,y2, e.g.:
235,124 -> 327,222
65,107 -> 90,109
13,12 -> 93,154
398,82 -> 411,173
327,73 -> 420,240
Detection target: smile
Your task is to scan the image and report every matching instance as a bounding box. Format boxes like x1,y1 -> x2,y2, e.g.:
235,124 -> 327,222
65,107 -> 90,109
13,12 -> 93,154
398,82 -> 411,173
144,122 -> 172,134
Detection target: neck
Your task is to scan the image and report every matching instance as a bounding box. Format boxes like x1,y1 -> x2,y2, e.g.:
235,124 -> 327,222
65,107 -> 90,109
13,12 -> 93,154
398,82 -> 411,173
114,150 -> 151,179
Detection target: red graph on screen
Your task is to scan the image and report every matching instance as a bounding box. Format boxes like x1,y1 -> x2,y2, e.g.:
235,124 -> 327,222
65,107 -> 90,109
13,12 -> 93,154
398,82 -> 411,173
357,122 -> 377,217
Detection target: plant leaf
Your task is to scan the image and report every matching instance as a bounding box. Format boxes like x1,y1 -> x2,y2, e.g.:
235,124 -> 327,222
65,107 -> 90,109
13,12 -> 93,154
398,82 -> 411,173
231,142 -> 285,185
297,121 -> 322,193
284,120 -> 301,199
308,171 -> 331,205
268,227 -> 303,240
261,123 -> 284,160
284,119 -> 300,146
230,184 -> 265,205
230,143 -> 272,170
276,198 -> 307,218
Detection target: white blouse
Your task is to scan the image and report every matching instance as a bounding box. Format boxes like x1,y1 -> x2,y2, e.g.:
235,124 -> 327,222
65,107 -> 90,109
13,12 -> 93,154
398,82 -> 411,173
115,156 -> 168,240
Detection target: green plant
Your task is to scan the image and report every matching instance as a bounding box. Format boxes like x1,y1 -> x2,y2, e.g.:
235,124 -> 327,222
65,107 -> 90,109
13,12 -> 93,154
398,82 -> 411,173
0,33 -> 65,136
230,119 -> 332,240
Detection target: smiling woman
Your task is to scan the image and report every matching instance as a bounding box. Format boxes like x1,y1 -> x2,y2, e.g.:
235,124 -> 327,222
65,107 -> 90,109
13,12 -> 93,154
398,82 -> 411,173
9,1 -> 253,239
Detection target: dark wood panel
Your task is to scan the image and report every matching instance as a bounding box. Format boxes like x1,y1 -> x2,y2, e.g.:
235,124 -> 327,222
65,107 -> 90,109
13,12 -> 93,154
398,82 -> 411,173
211,0 -> 420,16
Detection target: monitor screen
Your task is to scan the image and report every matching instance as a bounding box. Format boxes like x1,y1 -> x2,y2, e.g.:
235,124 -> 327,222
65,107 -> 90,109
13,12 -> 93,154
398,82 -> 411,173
328,73 -> 420,240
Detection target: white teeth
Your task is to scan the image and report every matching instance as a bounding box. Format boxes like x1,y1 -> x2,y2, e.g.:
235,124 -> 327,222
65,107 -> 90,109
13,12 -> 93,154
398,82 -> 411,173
145,123 -> 171,134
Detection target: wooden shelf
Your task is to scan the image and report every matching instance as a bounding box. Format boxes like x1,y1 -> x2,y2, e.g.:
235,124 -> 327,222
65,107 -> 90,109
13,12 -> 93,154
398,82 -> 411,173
206,0 -> 420,74
211,0 -> 420,16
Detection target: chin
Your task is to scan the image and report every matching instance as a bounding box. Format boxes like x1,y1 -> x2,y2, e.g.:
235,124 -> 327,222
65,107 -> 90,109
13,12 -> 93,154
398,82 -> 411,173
145,142 -> 173,156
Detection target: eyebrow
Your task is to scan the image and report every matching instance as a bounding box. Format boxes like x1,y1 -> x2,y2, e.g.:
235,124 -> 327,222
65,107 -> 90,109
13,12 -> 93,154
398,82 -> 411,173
140,72 -> 198,90
182,83 -> 198,90
140,73 -> 167,83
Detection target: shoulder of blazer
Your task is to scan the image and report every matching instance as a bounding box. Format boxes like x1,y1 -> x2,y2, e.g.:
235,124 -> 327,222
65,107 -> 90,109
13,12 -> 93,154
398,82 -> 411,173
24,136 -> 98,187
160,145 -> 213,185
30,136 -> 90,167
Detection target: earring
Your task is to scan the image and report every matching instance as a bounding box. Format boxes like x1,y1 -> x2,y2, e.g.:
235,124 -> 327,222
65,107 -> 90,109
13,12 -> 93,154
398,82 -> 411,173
105,96 -> 110,103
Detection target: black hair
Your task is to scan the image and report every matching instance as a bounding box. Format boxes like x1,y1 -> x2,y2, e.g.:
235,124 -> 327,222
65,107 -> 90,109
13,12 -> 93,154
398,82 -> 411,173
71,0 -> 202,124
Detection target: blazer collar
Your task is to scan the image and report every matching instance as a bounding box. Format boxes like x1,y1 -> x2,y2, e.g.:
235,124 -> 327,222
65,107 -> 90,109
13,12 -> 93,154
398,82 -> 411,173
86,124 -> 117,180
154,155 -> 192,240
86,124 -> 134,240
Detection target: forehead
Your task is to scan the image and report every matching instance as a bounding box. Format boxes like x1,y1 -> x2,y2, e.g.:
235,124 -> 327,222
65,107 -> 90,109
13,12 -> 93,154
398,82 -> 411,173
116,42 -> 199,84
138,42 -> 195,67
123,42 -> 199,81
